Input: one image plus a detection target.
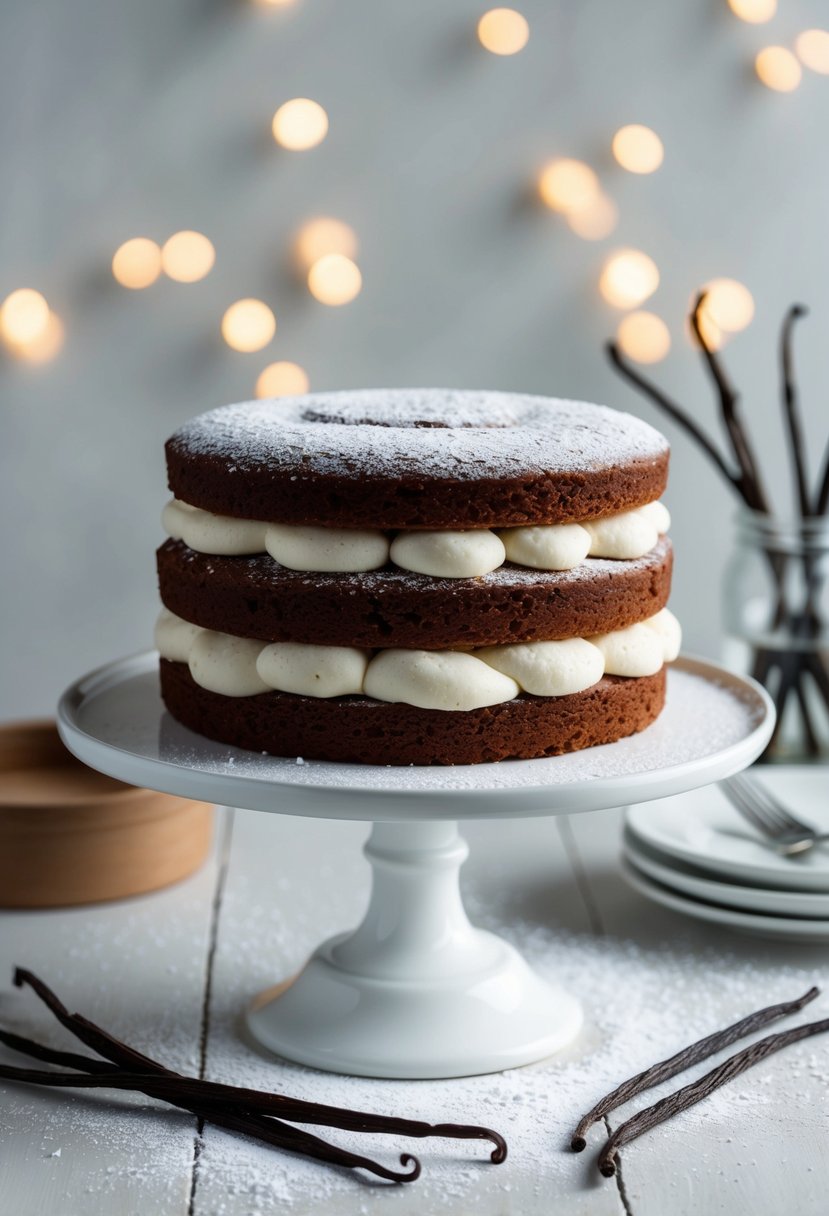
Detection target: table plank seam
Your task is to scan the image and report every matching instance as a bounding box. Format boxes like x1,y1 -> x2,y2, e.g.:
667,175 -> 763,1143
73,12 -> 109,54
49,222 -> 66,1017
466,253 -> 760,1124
559,815 -> 639,1214
556,815 -> 606,937
603,1114 -> 636,1216
187,807 -> 236,1216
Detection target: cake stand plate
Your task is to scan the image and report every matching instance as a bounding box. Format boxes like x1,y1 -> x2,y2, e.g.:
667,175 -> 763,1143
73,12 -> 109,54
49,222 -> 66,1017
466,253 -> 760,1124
58,654 -> 773,1079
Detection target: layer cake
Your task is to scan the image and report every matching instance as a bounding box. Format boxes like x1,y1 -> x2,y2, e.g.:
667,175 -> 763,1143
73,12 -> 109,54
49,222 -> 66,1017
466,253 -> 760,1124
156,389 -> 680,765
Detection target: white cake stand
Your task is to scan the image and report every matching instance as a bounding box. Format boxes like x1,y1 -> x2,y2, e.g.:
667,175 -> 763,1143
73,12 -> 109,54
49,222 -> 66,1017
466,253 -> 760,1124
57,653 -> 773,1080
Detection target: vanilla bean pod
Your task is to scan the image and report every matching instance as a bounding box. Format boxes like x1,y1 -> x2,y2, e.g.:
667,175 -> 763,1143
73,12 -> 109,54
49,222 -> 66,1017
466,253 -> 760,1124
0,1060 -> 421,1182
690,294 -> 769,512
816,441 -> 829,516
597,1013 -> 829,1178
780,305 -> 811,518
9,969 -> 506,1172
608,294 -> 829,756
0,1021 -> 419,1184
605,343 -> 740,491
0,1024 -> 506,1162
779,301 -> 828,745
570,986 -> 818,1151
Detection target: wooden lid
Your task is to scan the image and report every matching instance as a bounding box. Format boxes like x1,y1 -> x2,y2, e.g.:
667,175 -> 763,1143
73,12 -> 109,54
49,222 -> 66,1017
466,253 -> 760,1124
0,720 -> 213,907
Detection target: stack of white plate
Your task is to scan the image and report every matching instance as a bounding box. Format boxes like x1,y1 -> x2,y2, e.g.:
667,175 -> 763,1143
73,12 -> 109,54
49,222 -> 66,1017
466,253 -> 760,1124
622,768 -> 829,942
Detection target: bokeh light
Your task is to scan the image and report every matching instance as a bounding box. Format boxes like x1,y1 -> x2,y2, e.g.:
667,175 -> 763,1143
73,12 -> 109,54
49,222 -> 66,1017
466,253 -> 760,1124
566,193 -> 618,241
599,250 -> 660,309
477,8 -> 529,55
727,0 -> 777,23
307,254 -> 362,306
755,46 -> 802,92
272,99 -> 329,150
255,361 -> 310,398
293,218 -> 358,271
796,29 -> 829,74
14,311 -> 65,363
161,231 -> 215,283
221,299 -> 276,352
700,279 -> 755,334
112,238 -> 162,289
253,0 -> 297,6
0,289 -> 50,346
538,159 -> 599,214
612,125 -> 664,174
616,312 -> 671,364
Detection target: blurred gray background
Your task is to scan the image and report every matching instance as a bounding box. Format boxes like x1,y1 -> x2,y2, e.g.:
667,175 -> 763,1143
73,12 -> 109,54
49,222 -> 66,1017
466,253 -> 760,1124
2,0 -> 829,718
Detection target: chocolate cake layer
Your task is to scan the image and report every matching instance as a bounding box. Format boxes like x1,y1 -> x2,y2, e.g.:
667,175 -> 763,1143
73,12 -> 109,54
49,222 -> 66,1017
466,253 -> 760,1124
158,537 -> 673,649
160,660 -> 666,765
166,390 -> 669,529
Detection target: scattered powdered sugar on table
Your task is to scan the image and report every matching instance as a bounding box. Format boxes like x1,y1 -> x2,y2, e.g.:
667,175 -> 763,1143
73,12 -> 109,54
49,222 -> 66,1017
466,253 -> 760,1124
168,389 -> 668,481
192,909 -> 828,1214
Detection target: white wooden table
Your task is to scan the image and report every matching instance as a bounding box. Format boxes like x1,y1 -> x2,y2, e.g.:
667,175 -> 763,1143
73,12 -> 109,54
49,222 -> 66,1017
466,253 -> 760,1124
2,800 -> 827,1215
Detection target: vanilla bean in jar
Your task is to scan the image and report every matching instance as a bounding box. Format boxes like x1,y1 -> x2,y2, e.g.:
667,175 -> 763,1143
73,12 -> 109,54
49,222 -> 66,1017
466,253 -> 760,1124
722,510 -> 829,761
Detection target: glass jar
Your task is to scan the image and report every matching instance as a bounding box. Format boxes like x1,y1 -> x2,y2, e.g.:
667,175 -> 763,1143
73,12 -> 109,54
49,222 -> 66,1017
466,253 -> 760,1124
722,509 -> 829,762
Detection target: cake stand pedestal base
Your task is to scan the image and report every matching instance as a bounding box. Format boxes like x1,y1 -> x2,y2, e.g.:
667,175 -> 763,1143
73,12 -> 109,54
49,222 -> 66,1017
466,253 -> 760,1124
247,819 -> 582,1079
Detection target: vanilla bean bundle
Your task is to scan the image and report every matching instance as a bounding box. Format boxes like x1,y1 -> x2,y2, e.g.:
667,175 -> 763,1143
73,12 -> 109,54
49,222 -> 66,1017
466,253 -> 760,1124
1,968 -> 507,1184
608,292 -> 829,757
570,986 -> 828,1178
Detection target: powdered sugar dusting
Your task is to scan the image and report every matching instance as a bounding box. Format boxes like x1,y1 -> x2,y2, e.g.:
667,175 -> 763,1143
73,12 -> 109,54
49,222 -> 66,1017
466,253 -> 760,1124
151,666 -> 765,797
192,851 -> 827,1212
167,537 -> 671,594
168,390 -> 668,482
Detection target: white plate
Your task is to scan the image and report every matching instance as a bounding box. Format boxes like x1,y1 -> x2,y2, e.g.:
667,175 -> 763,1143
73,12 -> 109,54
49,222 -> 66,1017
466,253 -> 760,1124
623,829 -> 829,918
626,769 -> 829,893
57,652 -> 772,819
622,857 -> 829,942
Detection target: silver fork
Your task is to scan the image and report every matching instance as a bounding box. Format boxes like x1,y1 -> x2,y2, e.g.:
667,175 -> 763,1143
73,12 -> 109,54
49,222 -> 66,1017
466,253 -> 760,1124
721,772 -> 829,857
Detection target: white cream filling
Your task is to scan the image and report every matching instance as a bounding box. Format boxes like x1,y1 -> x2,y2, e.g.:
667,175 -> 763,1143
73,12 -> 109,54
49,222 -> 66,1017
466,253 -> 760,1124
363,649 -> 520,712
256,642 -> 370,699
162,498 -> 670,577
188,631 -> 270,697
162,499 -> 268,556
476,637 -> 605,697
389,530 -> 506,578
499,522 -> 592,571
265,524 -> 390,573
158,607 -> 681,710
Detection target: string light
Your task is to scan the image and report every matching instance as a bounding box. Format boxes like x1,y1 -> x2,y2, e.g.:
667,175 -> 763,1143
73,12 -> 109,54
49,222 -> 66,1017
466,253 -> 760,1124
701,278 -> 754,333
612,125 -> 664,174
14,311 -> 65,363
599,250 -> 659,309
112,238 -> 162,289
307,254 -> 362,306
616,312 -> 670,364
272,99 -> 328,150
477,8 -> 529,55
221,299 -> 276,352
293,218 -> 358,271
0,289 -> 50,346
727,0 -> 776,23
538,159 -> 599,214
255,361 -> 310,398
755,47 -> 802,92
566,194 -> 618,240
796,29 -> 829,74
161,231 -> 215,283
